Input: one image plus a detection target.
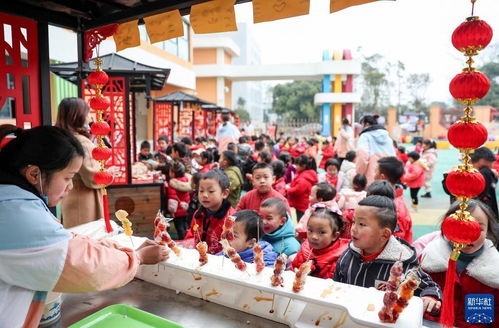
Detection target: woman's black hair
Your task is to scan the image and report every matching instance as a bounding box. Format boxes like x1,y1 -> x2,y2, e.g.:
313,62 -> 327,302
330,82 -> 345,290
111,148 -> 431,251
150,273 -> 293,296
258,151 -> 272,164
325,158 -> 340,171
271,160 -> 285,179
470,147 -> 496,163
310,208 -> 344,234
234,210 -> 264,241
201,150 -> 214,164
55,97 -> 90,137
366,180 -> 395,199
442,200 -> 498,247
358,195 -> 397,231
277,151 -> 291,165
222,150 -> 237,167
407,151 -> 420,161
0,125 -> 84,193
140,140 -> 151,149
173,142 -> 188,158
200,169 -> 230,190
295,154 -> 317,171
360,115 -> 379,126
345,151 -> 356,162
314,182 -> 336,201
171,162 -> 186,178
352,174 -> 367,191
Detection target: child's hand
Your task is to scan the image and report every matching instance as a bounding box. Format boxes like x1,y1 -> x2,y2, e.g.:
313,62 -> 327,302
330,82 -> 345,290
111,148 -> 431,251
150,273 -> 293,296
136,240 -> 170,264
422,296 -> 441,315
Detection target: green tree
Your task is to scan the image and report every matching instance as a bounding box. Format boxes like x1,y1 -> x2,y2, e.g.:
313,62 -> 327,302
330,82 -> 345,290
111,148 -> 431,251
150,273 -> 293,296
236,97 -> 246,110
272,80 -> 321,120
234,108 -> 250,122
359,54 -> 390,113
406,73 -> 430,114
478,61 -> 499,108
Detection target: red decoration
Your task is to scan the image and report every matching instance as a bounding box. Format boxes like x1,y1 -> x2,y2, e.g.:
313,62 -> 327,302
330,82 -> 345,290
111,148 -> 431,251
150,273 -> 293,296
94,171 -> 113,186
87,70 -> 109,86
445,170 -> 485,198
84,24 -> 118,62
90,122 -> 111,136
449,70 -> 490,104
447,121 -> 488,149
89,96 -> 111,111
452,17 -> 493,56
442,213 -> 482,245
92,147 -> 112,161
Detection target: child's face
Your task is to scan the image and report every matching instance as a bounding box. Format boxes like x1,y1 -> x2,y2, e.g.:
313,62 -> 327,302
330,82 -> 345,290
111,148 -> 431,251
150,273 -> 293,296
351,205 -> 391,255
230,221 -> 255,253
158,140 -> 167,151
141,148 -> 150,156
194,155 -> 203,165
326,165 -> 338,177
198,178 -> 229,212
309,186 -> 321,205
39,156 -> 83,207
462,206 -> 489,254
259,205 -> 286,234
253,168 -> 275,194
307,215 -> 339,250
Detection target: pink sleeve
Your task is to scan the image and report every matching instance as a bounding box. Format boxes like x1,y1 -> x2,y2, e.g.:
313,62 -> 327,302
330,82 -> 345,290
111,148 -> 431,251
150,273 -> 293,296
53,234 -> 140,293
412,231 -> 441,257
296,209 -> 311,234
356,149 -> 369,175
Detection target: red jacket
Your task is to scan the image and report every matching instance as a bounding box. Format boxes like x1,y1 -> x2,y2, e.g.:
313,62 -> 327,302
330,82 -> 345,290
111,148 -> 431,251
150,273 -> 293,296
200,163 -> 213,173
287,169 -> 318,212
167,176 -> 190,217
184,200 -> 236,255
422,237 -> 499,328
273,177 -> 286,197
291,238 -> 349,279
402,160 -> 426,188
393,187 -> 413,243
319,145 -> 335,169
236,188 -> 290,213
288,145 -> 305,158
397,152 -> 409,164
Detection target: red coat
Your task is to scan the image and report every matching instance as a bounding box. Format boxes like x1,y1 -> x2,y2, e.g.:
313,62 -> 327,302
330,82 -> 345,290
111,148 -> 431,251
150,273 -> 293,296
287,169 -> 318,212
397,152 -> 409,164
422,237 -> 499,328
273,177 -> 287,197
291,238 -> 349,279
200,163 -> 213,173
393,187 -> 413,243
288,145 -> 305,158
319,145 -> 335,169
167,176 -> 190,217
184,200 -> 236,255
236,188 -> 290,213
402,161 -> 426,188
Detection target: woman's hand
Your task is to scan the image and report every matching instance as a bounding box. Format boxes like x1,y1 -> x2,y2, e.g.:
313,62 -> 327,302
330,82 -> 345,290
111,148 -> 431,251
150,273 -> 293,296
136,240 -> 170,264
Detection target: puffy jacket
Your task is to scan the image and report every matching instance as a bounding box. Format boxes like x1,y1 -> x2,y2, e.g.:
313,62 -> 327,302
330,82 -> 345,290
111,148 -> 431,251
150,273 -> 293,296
393,188 -> 413,243
291,238 -> 350,279
184,200 -> 236,255
167,176 -> 190,217
236,241 -> 278,267
288,144 -> 305,158
287,169 -> 318,212
273,176 -> 287,197
402,160 -> 427,188
224,165 -> 243,208
422,237 -> 499,328
421,148 -> 438,182
262,218 -> 300,256
319,145 -> 335,169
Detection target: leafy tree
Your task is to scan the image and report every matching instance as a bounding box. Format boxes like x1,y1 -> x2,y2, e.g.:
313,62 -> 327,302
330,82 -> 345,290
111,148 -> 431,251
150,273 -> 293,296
478,61 -> 499,109
406,73 -> 430,113
236,97 -> 246,110
234,108 -> 250,122
358,54 -> 390,113
272,80 -> 321,120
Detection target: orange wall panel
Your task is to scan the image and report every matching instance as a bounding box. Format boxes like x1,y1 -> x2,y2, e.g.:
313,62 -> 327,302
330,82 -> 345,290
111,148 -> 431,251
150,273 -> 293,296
225,79 -> 232,108
193,48 -> 217,65
196,78 -> 217,104
224,50 -> 232,64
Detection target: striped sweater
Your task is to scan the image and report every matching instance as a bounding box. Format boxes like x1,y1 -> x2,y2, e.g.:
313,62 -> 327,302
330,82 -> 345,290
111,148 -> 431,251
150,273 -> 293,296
333,236 -> 442,299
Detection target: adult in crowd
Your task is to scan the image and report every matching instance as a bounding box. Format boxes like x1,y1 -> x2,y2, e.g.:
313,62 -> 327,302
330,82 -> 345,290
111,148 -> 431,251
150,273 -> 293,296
216,113 -> 240,152
335,118 -> 354,165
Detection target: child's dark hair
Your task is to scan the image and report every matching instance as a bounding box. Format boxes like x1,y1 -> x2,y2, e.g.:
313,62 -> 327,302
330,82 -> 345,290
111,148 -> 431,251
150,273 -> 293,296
470,146 -> 495,163
407,151 -> 420,161
295,155 -> 317,171
271,160 -> 285,179
200,169 -> 230,190
171,162 -> 186,178
310,208 -> 344,234
165,145 -> 173,156
201,150 -> 214,164
158,135 -> 169,143
323,139 -> 330,145
239,136 -> 248,144
352,174 -> 367,191
358,195 -> 397,231
397,146 -> 406,154
140,140 -> 151,149
234,210 -> 264,241
314,182 -> 336,201
173,142 -> 188,158
277,151 -> 291,165
345,151 -> 356,162
252,162 -> 273,174
251,135 -> 258,142
442,200 -> 498,246
227,142 -> 237,152
222,150 -> 237,167
191,172 -> 202,188
377,156 -> 404,184
180,137 -> 193,146
325,158 -> 340,171
260,197 -> 287,218
366,180 -> 395,199
258,151 -> 272,164
255,141 -> 265,151
423,139 -> 436,149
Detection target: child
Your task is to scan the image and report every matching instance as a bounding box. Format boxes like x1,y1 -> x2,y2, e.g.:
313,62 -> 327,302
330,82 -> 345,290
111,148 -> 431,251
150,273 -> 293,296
184,170 -> 236,254
258,151 -> 272,164
0,125 -> 167,327
138,140 -> 153,161
337,174 -> 367,239
222,210 -> 278,266
319,139 -> 335,169
278,151 -> 296,184
333,195 -> 442,315
251,141 -> 266,161
414,140 -> 423,154
259,197 -> 300,256
421,200 -> 498,327
219,150 -> 243,208
295,182 -> 339,241
197,150 -> 214,173
167,162 -> 190,240
420,140 -> 437,199
186,172 -> 201,227
376,156 -> 413,243
154,135 -> 169,163
287,137 -> 305,158
305,139 -> 318,165
271,160 -> 287,197
402,151 -> 427,211
339,151 -> 356,189
287,155 -> 318,221
291,208 -> 349,279
397,145 -> 409,164
237,163 -> 290,212
319,158 -> 344,192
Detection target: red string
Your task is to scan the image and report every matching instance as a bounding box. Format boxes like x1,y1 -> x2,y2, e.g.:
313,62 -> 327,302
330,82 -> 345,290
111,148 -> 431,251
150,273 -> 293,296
102,188 -> 113,233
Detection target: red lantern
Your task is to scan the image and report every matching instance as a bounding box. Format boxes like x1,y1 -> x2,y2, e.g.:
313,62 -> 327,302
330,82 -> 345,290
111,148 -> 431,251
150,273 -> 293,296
92,147 -> 112,161
449,70 -> 490,104
447,121 -> 488,149
445,170 -> 485,198
442,213 -> 481,245
89,96 -> 110,111
94,171 -> 113,186
452,17 -> 493,56
90,121 -> 111,136
87,70 -> 109,86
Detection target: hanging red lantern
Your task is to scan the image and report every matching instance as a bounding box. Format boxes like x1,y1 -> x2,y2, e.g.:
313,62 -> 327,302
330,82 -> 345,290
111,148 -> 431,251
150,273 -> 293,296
87,70 -> 109,86
90,121 -> 111,136
452,17 -> 493,56
449,69 -> 490,104
94,171 -> 113,186
445,169 -> 485,198
92,147 -> 112,161
447,121 -> 488,149
89,96 -> 110,111
442,212 -> 482,245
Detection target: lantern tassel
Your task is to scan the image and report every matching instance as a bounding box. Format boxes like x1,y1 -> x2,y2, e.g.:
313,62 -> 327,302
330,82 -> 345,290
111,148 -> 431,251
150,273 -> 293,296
102,188 -> 113,233
439,248 -> 459,328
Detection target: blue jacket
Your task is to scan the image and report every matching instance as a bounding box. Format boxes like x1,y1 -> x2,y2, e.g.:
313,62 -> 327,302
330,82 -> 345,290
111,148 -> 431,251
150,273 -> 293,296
238,241 -> 278,267
262,218 -> 300,256
357,126 -> 395,157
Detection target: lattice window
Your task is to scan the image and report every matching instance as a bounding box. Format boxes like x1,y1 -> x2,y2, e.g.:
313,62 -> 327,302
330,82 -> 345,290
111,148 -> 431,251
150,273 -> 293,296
178,102 -> 193,139
153,101 -> 173,148
193,105 -> 205,139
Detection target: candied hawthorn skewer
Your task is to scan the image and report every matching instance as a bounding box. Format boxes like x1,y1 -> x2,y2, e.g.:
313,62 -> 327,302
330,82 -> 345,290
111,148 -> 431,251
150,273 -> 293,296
378,261 -> 404,322
292,260 -> 312,293
221,239 -> 246,271
193,224 -> 208,266
160,231 -> 181,256
253,243 -> 265,274
221,215 -> 236,242
270,253 -> 287,287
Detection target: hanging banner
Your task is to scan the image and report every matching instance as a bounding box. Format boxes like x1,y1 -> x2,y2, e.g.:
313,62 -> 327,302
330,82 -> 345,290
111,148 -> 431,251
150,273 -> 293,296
330,0 -> 394,13
144,10 -> 184,44
253,0 -> 310,24
190,0 -> 237,34
114,20 -> 140,51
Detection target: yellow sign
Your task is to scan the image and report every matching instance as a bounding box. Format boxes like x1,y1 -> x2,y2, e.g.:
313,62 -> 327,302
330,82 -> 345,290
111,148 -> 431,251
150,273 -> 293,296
144,10 -> 184,44
253,0 -> 310,24
190,0 -> 237,34
330,0 -> 393,13
114,20 -> 140,51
